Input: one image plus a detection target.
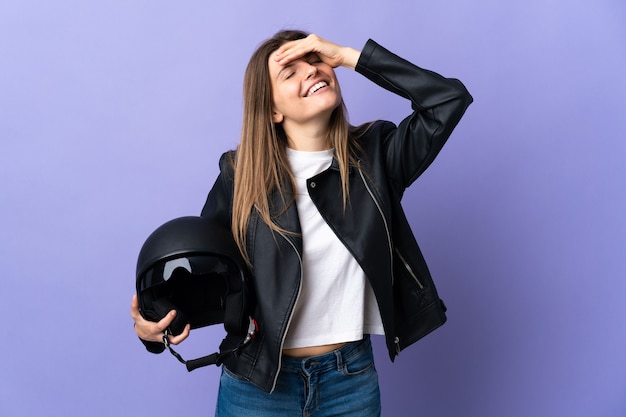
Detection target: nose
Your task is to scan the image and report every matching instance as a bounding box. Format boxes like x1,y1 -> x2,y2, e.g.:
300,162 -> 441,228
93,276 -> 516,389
305,62 -> 317,79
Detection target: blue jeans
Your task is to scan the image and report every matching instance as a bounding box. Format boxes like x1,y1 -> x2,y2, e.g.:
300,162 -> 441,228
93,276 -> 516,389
215,336 -> 381,417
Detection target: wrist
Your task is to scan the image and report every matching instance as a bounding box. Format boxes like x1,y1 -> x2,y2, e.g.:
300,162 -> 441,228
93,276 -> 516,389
341,47 -> 361,70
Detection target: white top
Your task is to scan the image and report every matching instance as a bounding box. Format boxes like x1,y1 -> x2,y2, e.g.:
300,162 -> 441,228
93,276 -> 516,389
283,147 -> 384,349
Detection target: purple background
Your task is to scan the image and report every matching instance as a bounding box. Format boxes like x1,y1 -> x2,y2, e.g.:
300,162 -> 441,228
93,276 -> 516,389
1,1 -> 625,416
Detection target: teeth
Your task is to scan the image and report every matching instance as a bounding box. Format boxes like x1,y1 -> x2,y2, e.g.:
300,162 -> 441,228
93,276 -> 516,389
307,81 -> 327,97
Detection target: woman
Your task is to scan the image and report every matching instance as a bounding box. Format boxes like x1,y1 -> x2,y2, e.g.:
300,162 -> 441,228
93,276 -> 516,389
131,30 -> 472,416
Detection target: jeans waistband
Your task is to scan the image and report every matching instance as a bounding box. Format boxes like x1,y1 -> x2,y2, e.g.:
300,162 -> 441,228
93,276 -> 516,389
280,335 -> 372,373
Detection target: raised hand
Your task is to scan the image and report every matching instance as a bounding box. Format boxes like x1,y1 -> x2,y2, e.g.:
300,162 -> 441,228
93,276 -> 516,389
274,34 -> 361,70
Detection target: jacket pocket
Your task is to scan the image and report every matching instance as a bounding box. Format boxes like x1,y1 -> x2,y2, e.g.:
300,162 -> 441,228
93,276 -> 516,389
392,248 -> 426,320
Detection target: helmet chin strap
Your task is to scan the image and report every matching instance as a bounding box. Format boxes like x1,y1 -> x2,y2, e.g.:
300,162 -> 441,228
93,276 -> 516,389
162,317 -> 258,372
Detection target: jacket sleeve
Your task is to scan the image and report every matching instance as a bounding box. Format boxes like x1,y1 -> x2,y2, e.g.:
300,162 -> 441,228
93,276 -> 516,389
355,39 -> 473,189
200,151 -> 236,226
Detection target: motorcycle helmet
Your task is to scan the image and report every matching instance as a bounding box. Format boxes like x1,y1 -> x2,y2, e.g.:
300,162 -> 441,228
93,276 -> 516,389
136,216 -> 257,371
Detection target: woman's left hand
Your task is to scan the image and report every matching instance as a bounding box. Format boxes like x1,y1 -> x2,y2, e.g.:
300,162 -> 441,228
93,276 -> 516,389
274,34 -> 361,70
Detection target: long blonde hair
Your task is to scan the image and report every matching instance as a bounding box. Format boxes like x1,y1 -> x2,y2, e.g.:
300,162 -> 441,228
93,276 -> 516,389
232,30 -> 363,265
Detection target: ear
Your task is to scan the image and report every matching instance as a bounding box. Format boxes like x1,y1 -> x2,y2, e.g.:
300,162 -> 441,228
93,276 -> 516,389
272,110 -> 284,124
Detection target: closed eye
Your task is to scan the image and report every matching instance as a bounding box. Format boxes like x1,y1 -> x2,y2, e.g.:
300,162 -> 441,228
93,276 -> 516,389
279,63 -> 295,80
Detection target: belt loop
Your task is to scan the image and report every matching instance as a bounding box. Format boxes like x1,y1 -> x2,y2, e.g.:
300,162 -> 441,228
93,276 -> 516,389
334,346 -> 344,371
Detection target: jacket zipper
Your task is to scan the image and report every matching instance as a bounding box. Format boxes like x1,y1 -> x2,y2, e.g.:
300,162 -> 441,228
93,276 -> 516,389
358,162 -> 425,358
394,248 -> 425,290
357,162 -> 394,285
358,163 -> 403,356
271,230 -> 303,393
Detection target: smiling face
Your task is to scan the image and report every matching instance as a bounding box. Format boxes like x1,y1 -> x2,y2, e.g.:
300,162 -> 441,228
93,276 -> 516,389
268,52 -> 342,131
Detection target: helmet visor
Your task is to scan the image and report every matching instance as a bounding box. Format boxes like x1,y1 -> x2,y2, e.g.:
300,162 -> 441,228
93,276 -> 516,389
138,255 -> 236,293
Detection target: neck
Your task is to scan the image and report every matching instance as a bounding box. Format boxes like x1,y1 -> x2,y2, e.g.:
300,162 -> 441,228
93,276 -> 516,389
283,120 -> 331,151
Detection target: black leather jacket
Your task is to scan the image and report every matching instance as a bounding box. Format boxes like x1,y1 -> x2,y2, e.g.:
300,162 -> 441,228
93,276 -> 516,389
200,39 -> 472,392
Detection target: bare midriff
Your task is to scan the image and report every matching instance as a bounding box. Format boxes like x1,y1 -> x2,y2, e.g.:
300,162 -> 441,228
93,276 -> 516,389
282,342 -> 347,358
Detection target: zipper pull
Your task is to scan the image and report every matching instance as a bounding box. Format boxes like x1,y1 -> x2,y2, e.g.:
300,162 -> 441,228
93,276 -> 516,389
394,337 -> 401,356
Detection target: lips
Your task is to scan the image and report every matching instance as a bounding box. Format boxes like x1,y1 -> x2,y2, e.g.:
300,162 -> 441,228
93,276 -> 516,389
306,81 -> 328,97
